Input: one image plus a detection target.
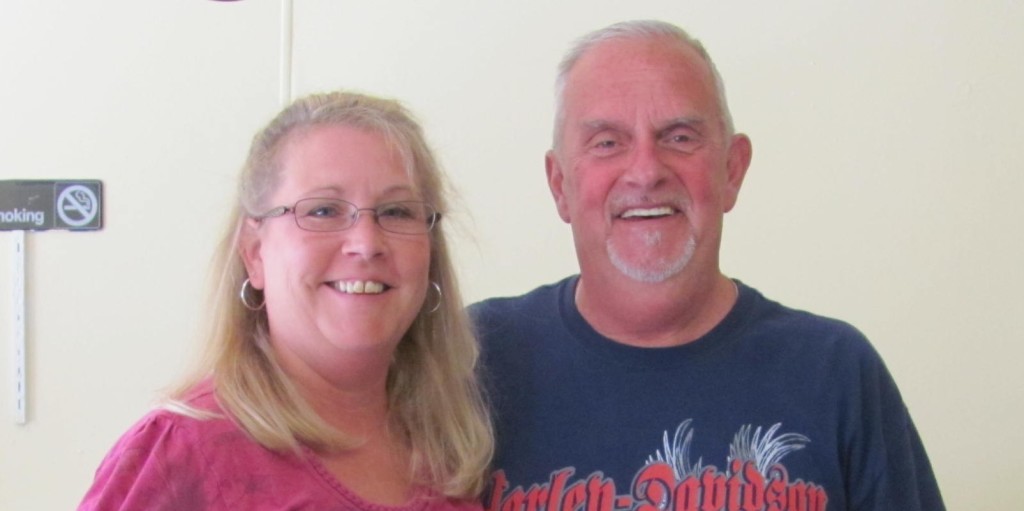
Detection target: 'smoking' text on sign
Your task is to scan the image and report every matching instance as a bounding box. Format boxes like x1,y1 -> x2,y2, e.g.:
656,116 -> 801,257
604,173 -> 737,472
0,180 -> 104,231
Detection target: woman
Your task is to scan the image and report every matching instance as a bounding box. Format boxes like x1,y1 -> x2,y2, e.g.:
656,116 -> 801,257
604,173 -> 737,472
79,91 -> 493,510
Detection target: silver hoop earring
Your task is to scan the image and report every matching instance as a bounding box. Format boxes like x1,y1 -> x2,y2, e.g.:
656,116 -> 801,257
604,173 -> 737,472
425,281 -> 442,314
239,278 -> 265,311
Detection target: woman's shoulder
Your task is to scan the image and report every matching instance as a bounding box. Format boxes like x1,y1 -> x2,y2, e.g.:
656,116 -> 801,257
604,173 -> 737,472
78,388 -> 237,509
96,384 -> 238,473
79,378 -> 299,510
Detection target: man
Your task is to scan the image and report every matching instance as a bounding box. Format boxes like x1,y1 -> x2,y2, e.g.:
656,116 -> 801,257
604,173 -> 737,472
471,20 -> 944,510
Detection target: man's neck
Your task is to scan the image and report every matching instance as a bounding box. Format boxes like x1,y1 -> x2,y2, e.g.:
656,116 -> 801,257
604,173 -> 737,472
575,271 -> 738,348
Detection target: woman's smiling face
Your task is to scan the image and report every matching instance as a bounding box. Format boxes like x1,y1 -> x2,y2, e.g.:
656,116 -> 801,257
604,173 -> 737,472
241,124 -> 431,383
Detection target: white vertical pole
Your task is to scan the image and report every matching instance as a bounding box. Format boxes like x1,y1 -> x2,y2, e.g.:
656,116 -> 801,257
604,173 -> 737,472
12,230 -> 26,424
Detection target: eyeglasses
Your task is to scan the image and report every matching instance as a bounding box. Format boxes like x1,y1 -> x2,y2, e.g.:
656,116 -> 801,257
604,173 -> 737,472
253,198 -> 440,235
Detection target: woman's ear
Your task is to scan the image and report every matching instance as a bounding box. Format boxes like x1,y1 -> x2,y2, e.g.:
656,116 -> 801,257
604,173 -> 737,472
238,219 -> 266,289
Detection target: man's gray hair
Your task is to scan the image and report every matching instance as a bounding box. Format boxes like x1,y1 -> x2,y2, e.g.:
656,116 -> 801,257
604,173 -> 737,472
553,20 -> 735,149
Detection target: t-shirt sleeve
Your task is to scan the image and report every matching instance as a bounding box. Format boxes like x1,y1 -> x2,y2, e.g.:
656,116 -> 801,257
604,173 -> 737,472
846,345 -> 945,510
78,411 -> 214,511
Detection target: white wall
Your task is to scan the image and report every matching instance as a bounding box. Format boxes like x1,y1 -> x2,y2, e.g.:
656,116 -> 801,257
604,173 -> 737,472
2,1 -> 1021,508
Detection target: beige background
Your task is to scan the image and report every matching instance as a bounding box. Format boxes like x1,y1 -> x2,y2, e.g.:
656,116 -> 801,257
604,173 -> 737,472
2,1 -> 1022,508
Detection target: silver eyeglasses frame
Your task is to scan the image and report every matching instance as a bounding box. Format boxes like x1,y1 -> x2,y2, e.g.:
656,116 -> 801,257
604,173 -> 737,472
252,198 -> 440,235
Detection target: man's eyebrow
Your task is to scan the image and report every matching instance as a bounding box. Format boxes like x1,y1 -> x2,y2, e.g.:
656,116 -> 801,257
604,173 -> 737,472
580,119 -> 629,134
658,117 -> 706,134
578,118 -> 707,135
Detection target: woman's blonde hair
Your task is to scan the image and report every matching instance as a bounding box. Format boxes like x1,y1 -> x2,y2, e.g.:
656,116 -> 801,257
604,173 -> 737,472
172,91 -> 493,498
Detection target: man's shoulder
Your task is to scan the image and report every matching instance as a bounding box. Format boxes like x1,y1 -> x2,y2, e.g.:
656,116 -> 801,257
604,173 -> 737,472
741,282 -> 876,356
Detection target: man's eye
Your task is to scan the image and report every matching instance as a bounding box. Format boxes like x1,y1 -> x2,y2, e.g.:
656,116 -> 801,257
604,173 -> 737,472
662,129 -> 701,152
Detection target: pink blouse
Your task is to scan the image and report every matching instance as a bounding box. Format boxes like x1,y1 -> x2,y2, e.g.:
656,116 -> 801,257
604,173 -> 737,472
78,384 -> 481,511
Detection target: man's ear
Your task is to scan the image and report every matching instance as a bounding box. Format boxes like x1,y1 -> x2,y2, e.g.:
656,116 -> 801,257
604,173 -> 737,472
723,133 -> 752,213
238,219 -> 266,289
545,150 -> 572,223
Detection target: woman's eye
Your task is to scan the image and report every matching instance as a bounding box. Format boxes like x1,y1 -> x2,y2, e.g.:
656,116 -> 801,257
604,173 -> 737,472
378,204 -> 416,219
307,204 -> 342,218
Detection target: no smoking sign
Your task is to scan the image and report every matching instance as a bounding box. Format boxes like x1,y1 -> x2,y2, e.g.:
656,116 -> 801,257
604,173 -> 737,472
0,180 -> 103,231
56,184 -> 101,228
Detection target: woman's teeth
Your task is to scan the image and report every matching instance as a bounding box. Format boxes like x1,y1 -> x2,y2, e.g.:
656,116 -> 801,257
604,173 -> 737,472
332,280 -> 386,294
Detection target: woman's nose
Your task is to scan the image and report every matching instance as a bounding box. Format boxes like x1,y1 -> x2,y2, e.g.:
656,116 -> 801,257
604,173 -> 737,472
342,212 -> 387,259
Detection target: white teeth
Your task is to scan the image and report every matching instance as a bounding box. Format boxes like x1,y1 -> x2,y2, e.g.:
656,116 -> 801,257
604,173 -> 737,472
621,207 -> 674,219
334,280 -> 385,294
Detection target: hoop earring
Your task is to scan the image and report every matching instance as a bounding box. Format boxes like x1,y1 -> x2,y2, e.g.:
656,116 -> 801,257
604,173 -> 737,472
425,281 -> 442,314
239,278 -> 265,311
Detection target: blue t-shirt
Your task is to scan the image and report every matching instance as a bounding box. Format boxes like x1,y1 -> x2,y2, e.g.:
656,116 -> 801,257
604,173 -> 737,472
470,276 -> 944,511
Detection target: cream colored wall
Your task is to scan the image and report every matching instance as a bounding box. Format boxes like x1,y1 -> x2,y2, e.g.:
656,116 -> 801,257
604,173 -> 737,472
1,1 -> 1020,509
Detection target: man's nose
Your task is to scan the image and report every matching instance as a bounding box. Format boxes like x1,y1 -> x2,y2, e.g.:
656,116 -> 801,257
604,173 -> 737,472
623,141 -> 670,188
